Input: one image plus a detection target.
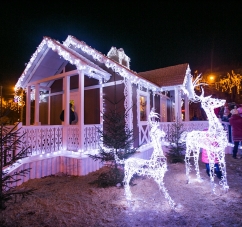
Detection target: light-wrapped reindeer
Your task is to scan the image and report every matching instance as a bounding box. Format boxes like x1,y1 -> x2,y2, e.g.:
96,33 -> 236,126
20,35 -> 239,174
185,86 -> 229,193
115,108 -> 175,209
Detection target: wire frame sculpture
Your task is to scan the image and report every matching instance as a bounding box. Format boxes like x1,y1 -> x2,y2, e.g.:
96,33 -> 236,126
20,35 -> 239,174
115,108 -> 175,209
185,84 -> 229,193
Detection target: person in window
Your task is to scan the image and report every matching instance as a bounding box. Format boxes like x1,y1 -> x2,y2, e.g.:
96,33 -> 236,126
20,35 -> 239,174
60,103 -> 76,124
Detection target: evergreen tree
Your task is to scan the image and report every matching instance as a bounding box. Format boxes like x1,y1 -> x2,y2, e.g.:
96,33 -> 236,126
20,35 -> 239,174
0,109 -> 35,210
166,118 -> 186,163
89,84 -> 136,187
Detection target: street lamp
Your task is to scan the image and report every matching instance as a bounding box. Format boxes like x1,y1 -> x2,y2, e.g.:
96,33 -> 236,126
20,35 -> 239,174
208,74 -> 215,83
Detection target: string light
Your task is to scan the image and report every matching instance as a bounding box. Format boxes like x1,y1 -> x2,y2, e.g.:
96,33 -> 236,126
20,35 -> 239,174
63,35 -> 160,92
185,85 -> 229,193
107,47 -> 130,69
115,108 -> 176,209
14,36 -> 111,103
215,70 -> 242,94
15,35 -> 197,106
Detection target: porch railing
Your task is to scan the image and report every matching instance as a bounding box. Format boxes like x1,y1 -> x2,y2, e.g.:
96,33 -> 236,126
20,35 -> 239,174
4,121 -> 233,158
16,124 -> 102,156
22,125 -> 63,155
67,124 -> 102,151
138,120 -> 233,146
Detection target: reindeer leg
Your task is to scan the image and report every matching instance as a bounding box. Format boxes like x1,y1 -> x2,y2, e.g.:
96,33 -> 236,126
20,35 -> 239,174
154,177 -> 176,210
123,167 -> 134,206
208,159 -> 216,194
193,148 -> 202,181
185,146 -> 192,183
217,150 -> 229,192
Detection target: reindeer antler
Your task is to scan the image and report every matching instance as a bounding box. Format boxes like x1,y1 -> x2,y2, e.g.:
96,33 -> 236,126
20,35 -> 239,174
194,86 -> 205,101
189,74 -> 207,102
148,108 -> 160,126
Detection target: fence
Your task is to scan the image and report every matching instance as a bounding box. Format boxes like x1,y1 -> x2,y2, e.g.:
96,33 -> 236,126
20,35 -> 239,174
139,120 -> 233,146
20,124 -> 102,155
67,124 -> 101,151
1,121 -> 235,160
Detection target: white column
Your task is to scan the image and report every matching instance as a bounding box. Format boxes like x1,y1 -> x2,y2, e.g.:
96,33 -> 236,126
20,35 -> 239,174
174,87 -> 181,121
62,75 -> 70,150
34,84 -> 40,125
126,79 -> 133,131
78,70 -> 84,151
26,86 -> 31,126
99,79 -> 103,149
99,79 -> 103,124
64,76 -> 70,126
48,88 -> 51,125
152,92 -> 155,108
184,95 -> 190,121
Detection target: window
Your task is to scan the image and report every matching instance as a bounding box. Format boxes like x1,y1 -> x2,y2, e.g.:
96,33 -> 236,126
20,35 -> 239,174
137,89 -> 150,124
140,95 -> 147,121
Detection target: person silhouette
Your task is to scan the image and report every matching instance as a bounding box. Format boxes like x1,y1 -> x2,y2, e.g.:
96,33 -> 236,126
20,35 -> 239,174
60,103 -> 76,124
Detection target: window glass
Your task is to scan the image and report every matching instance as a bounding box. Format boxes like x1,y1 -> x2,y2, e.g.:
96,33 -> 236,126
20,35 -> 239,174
140,96 -> 147,121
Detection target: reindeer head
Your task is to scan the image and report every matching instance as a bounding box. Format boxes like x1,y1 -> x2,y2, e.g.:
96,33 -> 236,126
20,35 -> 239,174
189,74 -> 225,109
195,88 -> 226,109
149,108 -> 160,129
148,108 -> 160,125
148,108 -> 166,138
201,96 -> 226,110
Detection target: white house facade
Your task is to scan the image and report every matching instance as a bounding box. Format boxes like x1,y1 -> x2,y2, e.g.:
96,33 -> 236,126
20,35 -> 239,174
7,35 -> 218,185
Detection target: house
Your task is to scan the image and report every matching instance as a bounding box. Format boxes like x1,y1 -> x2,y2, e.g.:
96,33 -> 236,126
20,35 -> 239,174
9,35 -> 210,184
14,35 -> 195,150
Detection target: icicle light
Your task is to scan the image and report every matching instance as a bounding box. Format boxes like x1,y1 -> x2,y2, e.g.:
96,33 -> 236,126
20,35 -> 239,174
14,36 -> 110,101
63,35 -> 159,92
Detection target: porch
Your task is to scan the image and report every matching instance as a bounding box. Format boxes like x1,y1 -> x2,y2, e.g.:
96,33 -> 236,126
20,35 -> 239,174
5,121 -> 237,187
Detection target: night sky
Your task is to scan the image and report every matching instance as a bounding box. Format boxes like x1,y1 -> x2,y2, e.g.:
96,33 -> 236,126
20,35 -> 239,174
1,1 -> 242,96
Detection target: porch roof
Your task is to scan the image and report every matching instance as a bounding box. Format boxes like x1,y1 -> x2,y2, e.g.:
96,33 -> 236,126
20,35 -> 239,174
15,37 -> 111,90
138,63 -> 189,88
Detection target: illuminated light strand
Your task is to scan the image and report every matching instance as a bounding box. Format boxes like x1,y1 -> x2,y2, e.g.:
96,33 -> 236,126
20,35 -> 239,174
123,78 -> 133,135
181,66 -> 192,97
29,89 -> 48,102
15,35 -> 196,107
15,36 -> 111,102
115,109 -> 175,209
63,35 -> 159,92
215,70 -> 242,94
185,87 -> 229,193
107,47 -> 130,69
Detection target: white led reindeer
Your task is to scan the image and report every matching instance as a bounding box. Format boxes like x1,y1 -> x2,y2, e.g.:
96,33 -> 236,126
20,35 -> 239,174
115,108 -> 175,209
185,81 -> 229,193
